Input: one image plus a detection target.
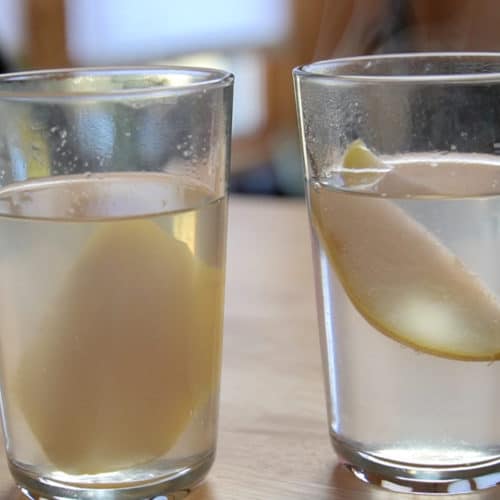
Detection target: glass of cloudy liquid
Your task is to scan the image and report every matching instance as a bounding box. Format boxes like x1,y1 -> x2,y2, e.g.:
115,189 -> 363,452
294,53 -> 500,494
0,67 -> 233,499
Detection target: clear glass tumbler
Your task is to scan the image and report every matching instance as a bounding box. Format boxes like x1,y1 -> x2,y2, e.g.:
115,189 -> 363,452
0,66 -> 233,499
294,53 -> 500,494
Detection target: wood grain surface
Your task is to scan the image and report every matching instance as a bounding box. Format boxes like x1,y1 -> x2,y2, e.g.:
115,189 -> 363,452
0,196 -> 498,499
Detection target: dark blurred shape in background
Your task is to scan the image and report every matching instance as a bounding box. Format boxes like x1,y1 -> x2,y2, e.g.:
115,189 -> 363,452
1,0 -> 500,196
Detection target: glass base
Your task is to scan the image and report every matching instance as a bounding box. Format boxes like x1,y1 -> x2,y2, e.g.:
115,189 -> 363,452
332,434 -> 500,495
9,453 -> 213,500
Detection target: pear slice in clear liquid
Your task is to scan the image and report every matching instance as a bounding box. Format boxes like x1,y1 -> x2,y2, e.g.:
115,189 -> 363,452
15,218 -> 222,474
340,139 -> 386,186
312,141 -> 500,361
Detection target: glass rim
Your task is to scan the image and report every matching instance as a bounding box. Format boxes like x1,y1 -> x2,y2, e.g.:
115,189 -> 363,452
294,52 -> 500,84
0,65 -> 234,101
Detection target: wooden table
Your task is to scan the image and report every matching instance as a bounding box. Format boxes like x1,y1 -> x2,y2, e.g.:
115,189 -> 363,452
0,196 -> 498,499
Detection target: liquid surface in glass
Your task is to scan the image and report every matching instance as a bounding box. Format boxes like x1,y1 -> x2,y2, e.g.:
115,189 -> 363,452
0,172 -> 225,482
310,153 -> 500,465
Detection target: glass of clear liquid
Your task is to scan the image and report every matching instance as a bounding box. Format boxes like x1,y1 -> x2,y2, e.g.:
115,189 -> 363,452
0,66 -> 233,499
294,53 -> 500,494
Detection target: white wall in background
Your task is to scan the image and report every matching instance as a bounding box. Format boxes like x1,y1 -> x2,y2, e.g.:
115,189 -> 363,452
0,0 -> 25,61
66,0 -> 291,65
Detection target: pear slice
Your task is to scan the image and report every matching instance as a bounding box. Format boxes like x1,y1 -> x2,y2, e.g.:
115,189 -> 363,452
340,139 -> 386,186
15,218 -> 222,474
312,141 -> 500,360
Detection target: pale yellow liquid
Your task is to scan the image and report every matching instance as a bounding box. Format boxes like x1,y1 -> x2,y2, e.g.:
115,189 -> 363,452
0,173 -> 225,477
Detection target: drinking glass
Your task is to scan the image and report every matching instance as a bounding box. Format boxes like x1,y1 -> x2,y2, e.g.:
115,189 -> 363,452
294,53 -> 500,494
0,66 -> 233,499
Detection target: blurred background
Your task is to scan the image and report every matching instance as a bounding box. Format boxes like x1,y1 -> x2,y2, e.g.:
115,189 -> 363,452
0,0 -> 499,196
